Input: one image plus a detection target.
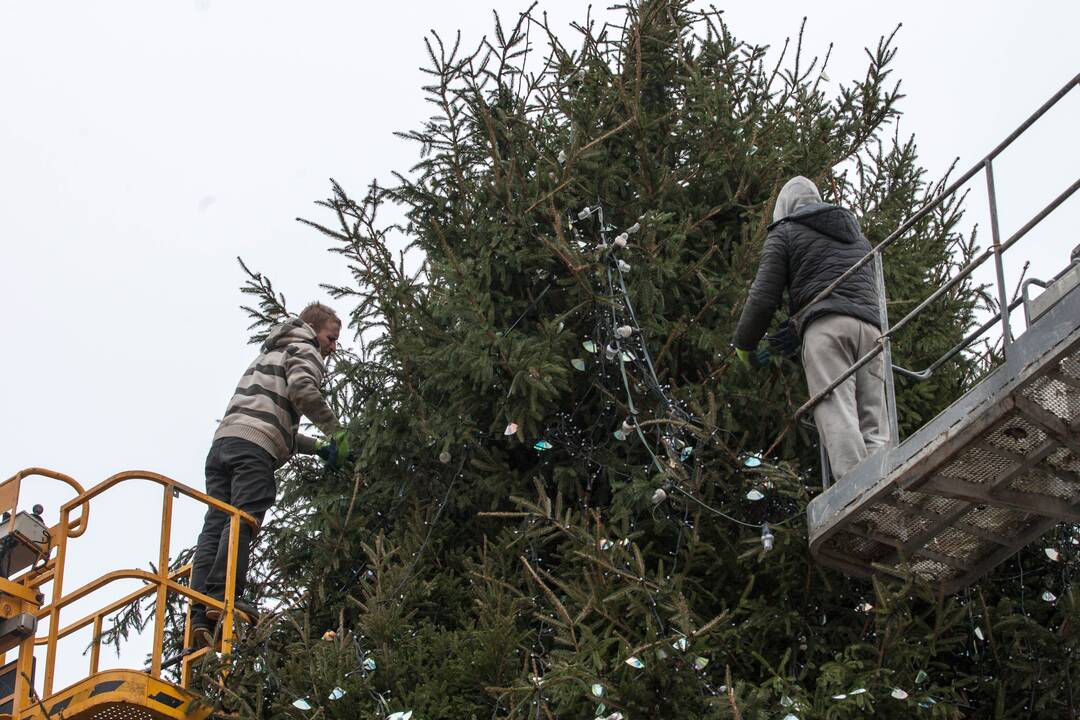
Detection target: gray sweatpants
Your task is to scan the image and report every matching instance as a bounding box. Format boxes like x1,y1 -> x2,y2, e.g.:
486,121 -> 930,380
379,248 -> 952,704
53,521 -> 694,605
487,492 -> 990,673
802,314 -> 888,479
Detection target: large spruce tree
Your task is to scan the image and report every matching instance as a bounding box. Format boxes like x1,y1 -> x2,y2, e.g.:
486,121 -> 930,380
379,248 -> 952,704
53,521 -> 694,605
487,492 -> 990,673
192,3 -> 1078,718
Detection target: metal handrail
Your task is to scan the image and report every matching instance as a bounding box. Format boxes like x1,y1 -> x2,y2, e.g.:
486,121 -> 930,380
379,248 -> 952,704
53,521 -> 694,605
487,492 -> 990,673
34,566 -> 191,673
1021,256 -> 1080,322
893,295 -> 1025,381
2,468 -> 89,539
792,73 -> 1080,330
796,177 -> 1080,422
39,470 -> 258,696
794,73 -> 1080,430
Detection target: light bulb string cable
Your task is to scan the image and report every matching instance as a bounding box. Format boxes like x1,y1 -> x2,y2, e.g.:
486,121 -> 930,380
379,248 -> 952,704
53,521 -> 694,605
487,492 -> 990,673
580,205 -> 804,536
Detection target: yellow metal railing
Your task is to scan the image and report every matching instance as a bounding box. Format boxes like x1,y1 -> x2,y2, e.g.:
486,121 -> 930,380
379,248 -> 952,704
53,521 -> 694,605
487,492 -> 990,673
0,467 -> 258,715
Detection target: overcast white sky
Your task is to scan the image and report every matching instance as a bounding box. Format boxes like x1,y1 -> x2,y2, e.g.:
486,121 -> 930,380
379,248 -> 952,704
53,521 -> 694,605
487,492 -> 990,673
1,0 -> 1077,692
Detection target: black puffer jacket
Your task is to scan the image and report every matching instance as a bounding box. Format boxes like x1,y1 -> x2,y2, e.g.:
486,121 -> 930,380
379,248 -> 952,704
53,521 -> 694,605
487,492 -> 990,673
733,202 -> 880,350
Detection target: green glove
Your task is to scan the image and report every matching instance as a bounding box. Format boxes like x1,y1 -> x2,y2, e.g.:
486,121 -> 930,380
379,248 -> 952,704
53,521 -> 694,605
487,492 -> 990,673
315,430 -> 352,470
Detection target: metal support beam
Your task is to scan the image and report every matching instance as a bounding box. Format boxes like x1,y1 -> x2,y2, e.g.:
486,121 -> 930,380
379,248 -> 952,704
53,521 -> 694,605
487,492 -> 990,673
1015,394 -> 1080,457
1048,368 -> 1080,392
815,547 -> 879,579
953,515 -> 1063,589
844,522 -> 905,551
914,546 -> 970,571
876,493 -> 942,520
973,438 -> 1057,468
953,520 -> 1014,547
897,502 -> 973,558
921,474 -> 1080,522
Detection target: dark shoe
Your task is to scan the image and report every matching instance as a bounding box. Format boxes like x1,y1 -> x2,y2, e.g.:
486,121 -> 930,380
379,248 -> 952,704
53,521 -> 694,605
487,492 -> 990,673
205,597 -> 259,623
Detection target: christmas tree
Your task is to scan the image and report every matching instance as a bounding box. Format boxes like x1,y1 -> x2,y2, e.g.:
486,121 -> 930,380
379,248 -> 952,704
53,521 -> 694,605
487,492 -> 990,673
189,3 -> 1078,717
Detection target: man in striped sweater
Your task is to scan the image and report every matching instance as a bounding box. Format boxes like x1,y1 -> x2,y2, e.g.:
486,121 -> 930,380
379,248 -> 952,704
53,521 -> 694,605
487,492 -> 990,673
189,302 -> 347,646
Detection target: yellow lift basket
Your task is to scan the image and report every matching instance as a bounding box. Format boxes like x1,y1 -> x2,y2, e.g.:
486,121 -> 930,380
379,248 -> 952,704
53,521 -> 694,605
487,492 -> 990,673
0,467 -> 257,720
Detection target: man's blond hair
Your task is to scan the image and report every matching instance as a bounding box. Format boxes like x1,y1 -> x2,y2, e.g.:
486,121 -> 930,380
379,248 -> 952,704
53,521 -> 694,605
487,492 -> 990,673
299,302 -> 341,332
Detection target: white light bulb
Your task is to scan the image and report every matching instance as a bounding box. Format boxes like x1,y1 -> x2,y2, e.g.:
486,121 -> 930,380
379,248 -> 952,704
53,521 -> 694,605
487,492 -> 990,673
578,207 -> 594,220
616,325 -> 633,338
617,259 -> 631,272
626,222 -> 641,235
557,149 -> 567,164
651,487 -> 667,504
761,522 -> 774,552
613,235 -> 628,249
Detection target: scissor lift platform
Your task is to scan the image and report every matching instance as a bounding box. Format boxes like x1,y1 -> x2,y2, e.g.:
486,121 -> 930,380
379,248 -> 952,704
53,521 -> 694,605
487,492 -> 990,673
808,278 -> 1080,593
4,669 -> 210,720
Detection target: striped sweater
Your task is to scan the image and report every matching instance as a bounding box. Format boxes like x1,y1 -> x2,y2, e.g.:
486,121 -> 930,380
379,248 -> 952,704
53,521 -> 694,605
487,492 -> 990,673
214,318 -> 340,466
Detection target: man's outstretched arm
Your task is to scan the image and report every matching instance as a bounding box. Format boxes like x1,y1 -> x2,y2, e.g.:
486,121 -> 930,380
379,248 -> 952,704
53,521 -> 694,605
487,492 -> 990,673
284,344 -> 341,437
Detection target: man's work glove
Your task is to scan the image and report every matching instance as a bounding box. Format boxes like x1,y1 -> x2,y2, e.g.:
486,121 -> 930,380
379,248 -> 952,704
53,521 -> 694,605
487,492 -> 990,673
766,319 -> 801,359
315,429 -> 352,470
735,347 -> 771,370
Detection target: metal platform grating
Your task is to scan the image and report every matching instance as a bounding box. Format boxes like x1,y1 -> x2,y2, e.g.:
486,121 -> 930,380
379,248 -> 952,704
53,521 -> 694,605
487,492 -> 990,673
83,706 -> 158,720
1046,445 -> 1080,474
1023,375 -> 1080,421
807,284 -> 1080,593
1009,465 -> 1077,498
938,443 -> 1014,484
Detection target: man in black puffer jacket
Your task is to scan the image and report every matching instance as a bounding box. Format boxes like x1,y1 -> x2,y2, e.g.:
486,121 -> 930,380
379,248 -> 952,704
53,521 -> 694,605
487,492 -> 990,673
733,176 -> 887,479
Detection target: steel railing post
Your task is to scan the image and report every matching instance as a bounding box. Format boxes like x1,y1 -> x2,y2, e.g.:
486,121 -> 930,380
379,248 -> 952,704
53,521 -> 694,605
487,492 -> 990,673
151,484 -> 174,677
874,253 -> 901,445
221,515 -> 240,655
90,615 -> 103,674
42,508 -> 69,697
985,159 -> 1014,352
819,441 -> 832,490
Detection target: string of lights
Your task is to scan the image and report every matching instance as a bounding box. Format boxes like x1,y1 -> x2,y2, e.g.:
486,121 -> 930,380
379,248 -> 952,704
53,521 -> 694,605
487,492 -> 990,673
569,203 -> 795,546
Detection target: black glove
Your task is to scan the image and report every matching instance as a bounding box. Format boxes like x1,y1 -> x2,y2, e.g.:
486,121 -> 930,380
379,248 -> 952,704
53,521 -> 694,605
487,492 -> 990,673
766,319 -> 800,359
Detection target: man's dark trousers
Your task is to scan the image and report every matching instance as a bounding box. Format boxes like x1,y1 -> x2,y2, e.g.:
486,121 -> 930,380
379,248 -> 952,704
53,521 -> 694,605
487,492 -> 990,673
190,437 -> 276,628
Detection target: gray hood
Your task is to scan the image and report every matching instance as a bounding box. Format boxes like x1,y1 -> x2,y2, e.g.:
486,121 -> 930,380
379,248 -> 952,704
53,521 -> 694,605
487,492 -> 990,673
772,176 -> 821,223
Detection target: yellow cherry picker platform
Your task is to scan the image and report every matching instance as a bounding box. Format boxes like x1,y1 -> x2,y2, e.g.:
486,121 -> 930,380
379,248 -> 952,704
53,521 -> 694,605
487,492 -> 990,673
0,467 -> 256,720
